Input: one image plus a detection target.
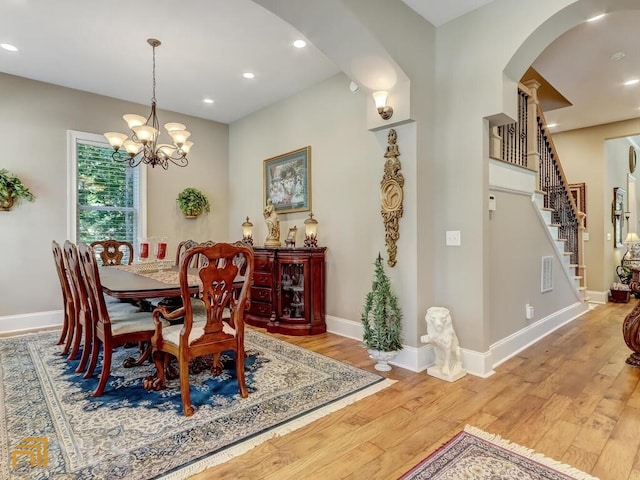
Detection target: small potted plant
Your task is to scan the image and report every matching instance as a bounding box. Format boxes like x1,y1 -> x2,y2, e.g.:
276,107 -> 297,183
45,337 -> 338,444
361,253 -> 403,371
0,169 -> 35,211
176,187 -> 210,218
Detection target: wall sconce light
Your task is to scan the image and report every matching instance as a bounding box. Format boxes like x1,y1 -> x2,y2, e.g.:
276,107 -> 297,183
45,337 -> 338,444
373,91 -> 393,120
304,212 -> 319,247
613,208 -> 622,225
241,216 -> 253,245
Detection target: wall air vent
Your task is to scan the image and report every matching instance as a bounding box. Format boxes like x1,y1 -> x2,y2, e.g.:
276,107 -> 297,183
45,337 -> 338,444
541,256 -> 553,293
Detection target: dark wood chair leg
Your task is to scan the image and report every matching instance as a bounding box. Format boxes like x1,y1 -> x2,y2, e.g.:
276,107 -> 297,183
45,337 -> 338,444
179,356 -> 194,417
93,345 -> 112,397
76,321 -> 92,373
84,336 -> 101,379
236,348 -> 248,398
58,310 -> 70,348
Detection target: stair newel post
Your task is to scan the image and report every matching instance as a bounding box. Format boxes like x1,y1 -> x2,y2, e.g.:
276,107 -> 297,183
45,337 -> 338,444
489,126 -> 502,161
522,80 -> 542,182
577,211 -> 587,290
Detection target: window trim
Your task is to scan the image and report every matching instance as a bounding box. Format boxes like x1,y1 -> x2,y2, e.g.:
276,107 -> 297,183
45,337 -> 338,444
67,130 -> 147,243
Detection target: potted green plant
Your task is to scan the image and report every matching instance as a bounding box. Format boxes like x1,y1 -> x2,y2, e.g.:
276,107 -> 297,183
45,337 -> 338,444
0,169 -> 35,211
176,187 -> 210,218
361,253 -> 403,371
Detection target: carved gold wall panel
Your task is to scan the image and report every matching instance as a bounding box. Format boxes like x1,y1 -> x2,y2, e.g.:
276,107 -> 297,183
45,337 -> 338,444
381,128 -> 404,267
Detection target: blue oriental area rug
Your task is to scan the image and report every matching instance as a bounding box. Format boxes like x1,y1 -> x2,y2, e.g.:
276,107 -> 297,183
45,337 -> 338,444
0,329 -> 392,480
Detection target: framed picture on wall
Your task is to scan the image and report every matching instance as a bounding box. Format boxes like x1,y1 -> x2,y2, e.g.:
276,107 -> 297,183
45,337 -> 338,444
613,186 -> 626,248
263,146 -> 311,214
569,182 -> 586,229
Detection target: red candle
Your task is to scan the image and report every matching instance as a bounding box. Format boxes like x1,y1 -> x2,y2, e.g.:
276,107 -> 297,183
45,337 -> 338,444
156,242 -> 167,260
140,242 -> 149,259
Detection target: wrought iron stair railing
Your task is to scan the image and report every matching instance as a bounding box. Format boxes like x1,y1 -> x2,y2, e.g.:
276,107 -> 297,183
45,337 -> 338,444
490,81 -> 587,293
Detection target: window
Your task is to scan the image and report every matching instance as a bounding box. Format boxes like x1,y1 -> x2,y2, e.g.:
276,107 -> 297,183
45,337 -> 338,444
67,131 -> 146,256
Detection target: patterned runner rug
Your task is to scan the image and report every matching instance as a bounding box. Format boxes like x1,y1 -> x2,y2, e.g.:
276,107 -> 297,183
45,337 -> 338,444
1,329 -> 392,479
399,425 -> 599,480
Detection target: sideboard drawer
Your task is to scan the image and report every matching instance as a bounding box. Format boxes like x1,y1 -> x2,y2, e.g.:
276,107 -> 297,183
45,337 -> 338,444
254,255 -> 274,272
249,302 -> 272,317
253,271 -> 273,287
251,286 -> 272,303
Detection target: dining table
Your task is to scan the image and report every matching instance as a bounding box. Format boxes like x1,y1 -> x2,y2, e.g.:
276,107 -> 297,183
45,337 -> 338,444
99,262 -> 201,369
99,262 -> 201,301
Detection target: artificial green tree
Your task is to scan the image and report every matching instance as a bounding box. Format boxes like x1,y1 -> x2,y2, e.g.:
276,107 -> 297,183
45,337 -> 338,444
361,253 -> 403,352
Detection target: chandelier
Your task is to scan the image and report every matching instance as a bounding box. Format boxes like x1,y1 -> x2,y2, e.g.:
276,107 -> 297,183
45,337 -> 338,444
104,38 -> 192,169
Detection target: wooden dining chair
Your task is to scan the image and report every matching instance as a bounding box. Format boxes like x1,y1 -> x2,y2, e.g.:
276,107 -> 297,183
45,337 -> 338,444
175,239 -> 213,268
63,241 -> 140,375
144,239 -> 210,313
89,239 -> 134,266
52,240 -> 75,353
147,242 -> 254,416
78,243 -> 161,396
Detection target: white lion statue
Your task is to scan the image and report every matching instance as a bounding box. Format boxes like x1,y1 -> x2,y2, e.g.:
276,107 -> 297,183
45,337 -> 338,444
421,307 -> 465,379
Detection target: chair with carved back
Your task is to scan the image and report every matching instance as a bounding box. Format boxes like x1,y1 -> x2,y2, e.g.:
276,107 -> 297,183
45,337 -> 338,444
90,239 -> 134,266
175,239 -> 200,268
147,242 -> 254,416
78,243 -> 161,396
63,241 -> 139,375
144,239 -> 209,313
52,240 -> 75,354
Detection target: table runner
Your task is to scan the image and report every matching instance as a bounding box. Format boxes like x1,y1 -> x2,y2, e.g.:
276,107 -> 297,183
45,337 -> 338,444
113,263 -> 202,290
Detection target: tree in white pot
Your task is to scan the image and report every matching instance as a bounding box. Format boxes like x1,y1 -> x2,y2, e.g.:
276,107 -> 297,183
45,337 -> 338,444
361,253 -> 403,371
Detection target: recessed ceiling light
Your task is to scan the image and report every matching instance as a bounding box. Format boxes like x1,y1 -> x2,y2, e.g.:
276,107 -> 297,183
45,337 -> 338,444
611,51 -> 626,61
242,72 -> 255,79
587,13 -> 606,22
624,79 -> 640,86
293,40 -> 306,49
546,123 -> 557,128
203,98 -> 214,104
1,43 -> 18,52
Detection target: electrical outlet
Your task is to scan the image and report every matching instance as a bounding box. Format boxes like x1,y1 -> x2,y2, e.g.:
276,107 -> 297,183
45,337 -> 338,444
525,304 -> 534,320
446,230 -> 461,246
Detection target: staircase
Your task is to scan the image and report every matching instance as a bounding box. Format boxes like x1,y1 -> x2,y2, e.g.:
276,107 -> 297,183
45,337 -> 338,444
534,191 -> 588,301
491,79 -> 588,302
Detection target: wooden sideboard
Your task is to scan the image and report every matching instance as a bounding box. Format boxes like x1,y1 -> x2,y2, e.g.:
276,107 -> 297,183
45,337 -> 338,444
246,246 -> 326,336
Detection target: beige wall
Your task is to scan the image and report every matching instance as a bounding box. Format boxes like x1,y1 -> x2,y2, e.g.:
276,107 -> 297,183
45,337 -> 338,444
553,118 -> 640,293
3,0 -> 630,371
229,73 -> 422,345
489,189 -> 579,344
0,72 -> 228,318
433,0 -> 639,352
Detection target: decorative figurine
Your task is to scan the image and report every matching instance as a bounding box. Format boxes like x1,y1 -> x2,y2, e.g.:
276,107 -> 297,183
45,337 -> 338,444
263,198 -> 281,246
421,307 -> 466,382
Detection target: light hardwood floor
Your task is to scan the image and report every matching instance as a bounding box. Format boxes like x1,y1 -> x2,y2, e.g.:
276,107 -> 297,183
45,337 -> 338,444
189,301 -> 640,480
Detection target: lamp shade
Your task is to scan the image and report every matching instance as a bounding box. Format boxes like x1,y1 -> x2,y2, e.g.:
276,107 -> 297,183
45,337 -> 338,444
625,232 -> 640,243
242,216 -> 253,238
373,91 -> 388,109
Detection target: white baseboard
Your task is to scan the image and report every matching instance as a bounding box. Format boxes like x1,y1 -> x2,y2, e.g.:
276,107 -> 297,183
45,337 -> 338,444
0,310 -> 62,336
586,290 -> 608,304
328,301 -> 589,377
488,301 -> 589,371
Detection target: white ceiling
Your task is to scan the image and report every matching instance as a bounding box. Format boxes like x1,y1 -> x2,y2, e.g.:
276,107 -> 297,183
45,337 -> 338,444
0,1 -> 638,132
